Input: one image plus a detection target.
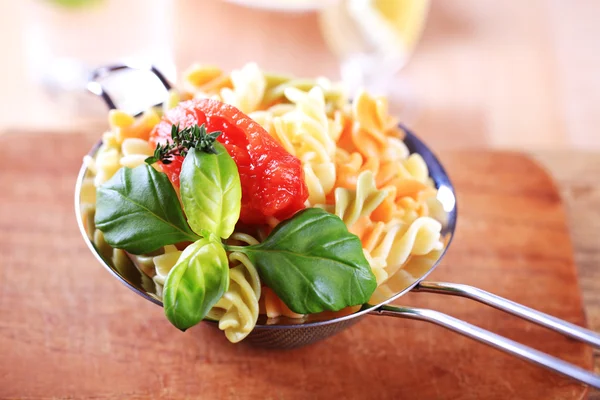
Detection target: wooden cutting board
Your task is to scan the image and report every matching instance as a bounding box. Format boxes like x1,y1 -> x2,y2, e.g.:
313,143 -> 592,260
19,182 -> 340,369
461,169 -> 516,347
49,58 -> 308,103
0,133 -> 593,400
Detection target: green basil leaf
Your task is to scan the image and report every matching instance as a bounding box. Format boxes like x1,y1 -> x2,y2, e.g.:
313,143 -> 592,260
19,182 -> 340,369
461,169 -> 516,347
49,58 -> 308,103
95,164 -> 200,254
180,144 -> 241,239
163,238 -> 229,331
233,208 -> 377,314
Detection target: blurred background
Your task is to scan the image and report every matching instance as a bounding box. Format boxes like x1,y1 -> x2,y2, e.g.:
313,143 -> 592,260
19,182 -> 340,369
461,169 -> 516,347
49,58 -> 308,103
1,0 -> 599,151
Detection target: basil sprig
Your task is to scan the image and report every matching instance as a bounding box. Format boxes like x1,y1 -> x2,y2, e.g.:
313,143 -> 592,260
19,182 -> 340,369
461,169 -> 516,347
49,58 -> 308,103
162,144 -> 240,328
226,208 -> 377,314
95,122 -> 377,332
95,164 -> 200,254
95,125 -> 238,330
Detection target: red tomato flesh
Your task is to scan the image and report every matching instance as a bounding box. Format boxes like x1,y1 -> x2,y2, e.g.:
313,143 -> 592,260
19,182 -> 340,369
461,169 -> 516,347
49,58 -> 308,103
149,99 -> 308,225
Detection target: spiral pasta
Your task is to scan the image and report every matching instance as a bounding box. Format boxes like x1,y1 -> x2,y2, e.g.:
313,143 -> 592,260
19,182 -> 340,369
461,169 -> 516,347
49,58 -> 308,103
371,182 -> 437,225
81,63 -> 448,340
369,246 -> 444,305
220,63 -> 266,114
278,87 -> 339,160
328,170 -> 441,285
334,149 -> 379,190
261,74 -> 348,112
270,87 -> 341,205
351,216 -> 443,281
334,90 -> 437,226
152,245 -> 183,286
363,248 -> 388,286
333,170 -> 390,228
335,92 -> 395,161
207,253 -> 261,343
207,233 -> 262,343
221,233 -> 302,322
89,229 -> 157,296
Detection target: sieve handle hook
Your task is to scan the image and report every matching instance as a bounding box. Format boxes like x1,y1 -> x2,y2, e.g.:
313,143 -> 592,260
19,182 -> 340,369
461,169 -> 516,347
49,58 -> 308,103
86,63 -> 172,114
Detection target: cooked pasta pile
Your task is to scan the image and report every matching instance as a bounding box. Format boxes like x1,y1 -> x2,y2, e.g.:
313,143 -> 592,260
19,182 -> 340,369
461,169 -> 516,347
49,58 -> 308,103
80,62 -> 445,342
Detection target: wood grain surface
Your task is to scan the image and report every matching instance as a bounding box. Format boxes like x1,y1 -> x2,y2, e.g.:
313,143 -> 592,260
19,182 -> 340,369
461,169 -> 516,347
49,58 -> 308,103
0,133 -> 596,400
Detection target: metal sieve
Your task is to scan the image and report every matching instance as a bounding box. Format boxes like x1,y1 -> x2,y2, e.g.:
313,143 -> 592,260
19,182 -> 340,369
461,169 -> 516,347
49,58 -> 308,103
76,64 -> 600,389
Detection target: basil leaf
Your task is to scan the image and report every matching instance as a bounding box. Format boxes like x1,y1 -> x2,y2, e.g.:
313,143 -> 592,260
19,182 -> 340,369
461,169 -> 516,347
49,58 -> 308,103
232,208 -> 377,314
180,144 -> 241,239
163,238 -> 229,331
95,164 -> 200,254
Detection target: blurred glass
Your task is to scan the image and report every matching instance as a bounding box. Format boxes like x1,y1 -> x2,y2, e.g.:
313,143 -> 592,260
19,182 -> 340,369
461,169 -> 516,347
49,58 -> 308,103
22,0 -> 174,117
319,0 -> 430,117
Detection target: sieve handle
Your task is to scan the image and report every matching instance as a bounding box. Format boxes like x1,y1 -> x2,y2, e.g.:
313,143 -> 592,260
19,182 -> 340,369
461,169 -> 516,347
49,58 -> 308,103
86,63 -> 172,113
371,304 -> 600,389
413,281 -> 600,348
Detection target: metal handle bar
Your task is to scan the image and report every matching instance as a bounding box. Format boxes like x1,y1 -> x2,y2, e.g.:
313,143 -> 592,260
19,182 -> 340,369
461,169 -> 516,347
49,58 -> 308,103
414,281 -> 600,347
370,281 -> 600,389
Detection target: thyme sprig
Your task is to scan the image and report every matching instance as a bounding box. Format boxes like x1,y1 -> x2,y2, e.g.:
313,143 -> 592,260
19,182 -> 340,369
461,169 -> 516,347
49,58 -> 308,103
145,123 -> 222,165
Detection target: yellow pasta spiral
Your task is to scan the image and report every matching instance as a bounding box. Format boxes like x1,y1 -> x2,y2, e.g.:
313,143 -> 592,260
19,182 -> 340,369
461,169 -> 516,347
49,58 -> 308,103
363,248 -> 388,286
261,73 -> 348,113
152,245 -> 183,286
279,87 -> 338,160
220,62 -> 266,114
352,216 -> 443,281
207,251 -> 261,343
271,87 -> 341,205
248,103 -> 296,135
330,170 -> 394,284
196,233 -> 261,343
225,233 -> 305,321
333,170 -> 390,227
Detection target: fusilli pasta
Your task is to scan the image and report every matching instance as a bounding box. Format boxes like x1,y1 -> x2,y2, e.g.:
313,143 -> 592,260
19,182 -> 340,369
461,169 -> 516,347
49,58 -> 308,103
80,62 -> 448,340
332,170 -> 389,228
351,216 -> 443,281
220,63 -> 266,114
270,87 -> 341,205
207,253 -> 260,343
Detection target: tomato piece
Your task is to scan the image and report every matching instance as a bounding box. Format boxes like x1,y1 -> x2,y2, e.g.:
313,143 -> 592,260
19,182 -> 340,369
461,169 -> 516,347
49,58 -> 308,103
149,99 -> 308,225
157,156 -> 183,187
